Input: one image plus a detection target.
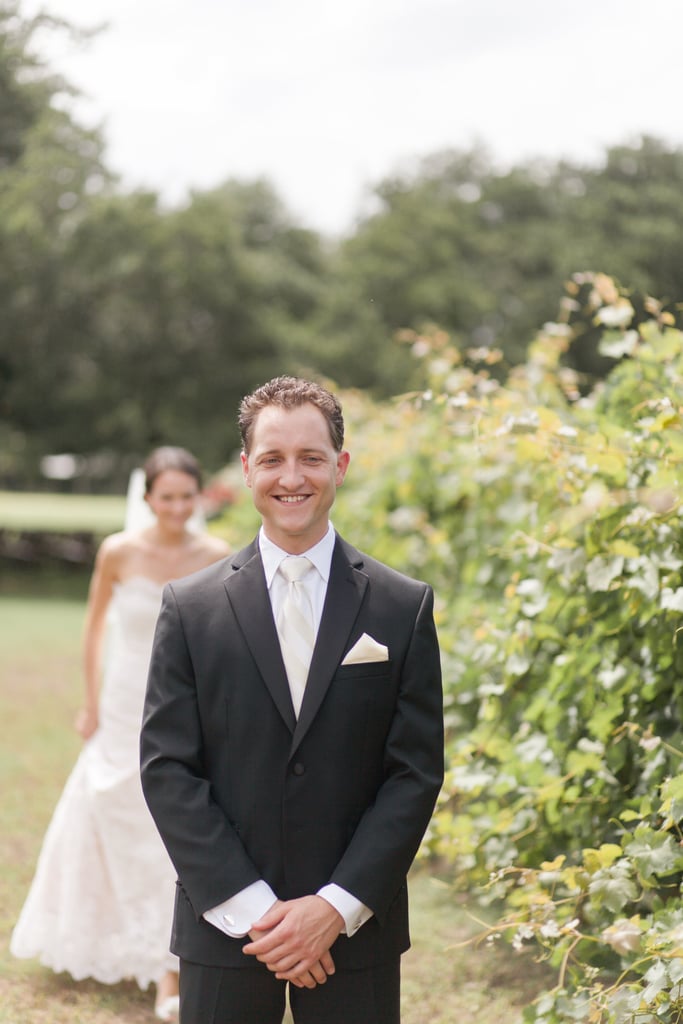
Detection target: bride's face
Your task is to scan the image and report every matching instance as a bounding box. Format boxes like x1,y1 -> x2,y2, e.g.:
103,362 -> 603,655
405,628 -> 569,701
145,469 -> 199,531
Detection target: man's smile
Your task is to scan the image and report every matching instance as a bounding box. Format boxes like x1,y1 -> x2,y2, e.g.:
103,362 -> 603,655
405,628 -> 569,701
277,495 -> 308,503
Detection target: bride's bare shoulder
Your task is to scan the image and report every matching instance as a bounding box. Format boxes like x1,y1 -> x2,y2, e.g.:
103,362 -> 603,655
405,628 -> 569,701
96,530 -> 146,570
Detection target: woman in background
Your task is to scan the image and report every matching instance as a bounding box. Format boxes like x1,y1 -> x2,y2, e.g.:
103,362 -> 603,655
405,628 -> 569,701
11,447 -> 230,1021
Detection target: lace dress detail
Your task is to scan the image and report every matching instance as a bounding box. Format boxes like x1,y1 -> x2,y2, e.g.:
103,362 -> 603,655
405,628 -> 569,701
10,577 -> 178,989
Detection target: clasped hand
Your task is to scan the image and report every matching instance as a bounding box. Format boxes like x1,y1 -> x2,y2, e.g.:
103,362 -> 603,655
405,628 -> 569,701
242,895 -> 344,989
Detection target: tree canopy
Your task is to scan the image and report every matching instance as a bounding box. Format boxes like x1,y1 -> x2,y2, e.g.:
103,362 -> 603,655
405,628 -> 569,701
339,138 -> 683,375
3,1 -> 683,487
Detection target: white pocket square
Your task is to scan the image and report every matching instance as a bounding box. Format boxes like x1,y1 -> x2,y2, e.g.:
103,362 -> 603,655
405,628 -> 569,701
341,633 -> 389,665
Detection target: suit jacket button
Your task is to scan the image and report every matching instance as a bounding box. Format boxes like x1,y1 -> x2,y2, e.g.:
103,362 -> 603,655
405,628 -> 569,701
293,762 -> 306,776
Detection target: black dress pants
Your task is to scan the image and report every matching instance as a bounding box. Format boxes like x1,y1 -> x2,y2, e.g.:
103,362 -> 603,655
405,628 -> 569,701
179,956 -> 401,1024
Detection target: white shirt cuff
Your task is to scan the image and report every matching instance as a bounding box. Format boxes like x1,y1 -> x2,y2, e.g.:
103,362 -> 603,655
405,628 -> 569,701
202,880 -> 278,938
317,883 -> 373,937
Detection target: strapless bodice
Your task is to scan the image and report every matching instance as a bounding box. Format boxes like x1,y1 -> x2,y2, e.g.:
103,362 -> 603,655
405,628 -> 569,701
109,576 -> 164,654
98,576 -> 165,741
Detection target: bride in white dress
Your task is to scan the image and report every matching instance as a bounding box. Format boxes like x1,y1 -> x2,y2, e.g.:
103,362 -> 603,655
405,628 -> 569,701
10,447 -> 230,1021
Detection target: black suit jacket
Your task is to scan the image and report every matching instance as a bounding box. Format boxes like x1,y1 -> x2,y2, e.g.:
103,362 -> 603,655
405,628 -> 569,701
140,534 -> 443,970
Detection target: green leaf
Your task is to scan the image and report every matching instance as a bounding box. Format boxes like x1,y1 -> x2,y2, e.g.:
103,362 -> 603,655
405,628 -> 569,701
625,828 -> 683,882
588,864 -> 638,912
586,555 -> 624,592
659,775 -> 683,825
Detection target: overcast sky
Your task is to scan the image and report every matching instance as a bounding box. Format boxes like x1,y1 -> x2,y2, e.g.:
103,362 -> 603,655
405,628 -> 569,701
24,0 -> 683,235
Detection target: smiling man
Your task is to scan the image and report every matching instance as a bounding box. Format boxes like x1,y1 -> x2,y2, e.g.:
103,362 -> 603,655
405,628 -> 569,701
140,376 -> 444,1024
241,396 -> 349,554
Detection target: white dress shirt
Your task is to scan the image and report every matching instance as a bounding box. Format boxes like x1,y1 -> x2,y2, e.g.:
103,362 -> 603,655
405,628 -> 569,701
202,523 -> 373,940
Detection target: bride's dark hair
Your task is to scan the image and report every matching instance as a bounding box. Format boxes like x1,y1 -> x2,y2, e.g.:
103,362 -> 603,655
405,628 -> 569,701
143,447 -> 202,494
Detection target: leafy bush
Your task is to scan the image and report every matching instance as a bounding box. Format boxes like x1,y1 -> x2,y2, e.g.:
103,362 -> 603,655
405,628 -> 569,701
329,275 -> 683,1022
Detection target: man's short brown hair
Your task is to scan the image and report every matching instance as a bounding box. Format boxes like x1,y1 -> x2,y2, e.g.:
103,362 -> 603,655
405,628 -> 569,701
238,376 -> 345,454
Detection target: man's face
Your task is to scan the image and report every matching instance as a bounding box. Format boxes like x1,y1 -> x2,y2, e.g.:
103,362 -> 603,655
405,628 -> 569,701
241,402 -> 350,553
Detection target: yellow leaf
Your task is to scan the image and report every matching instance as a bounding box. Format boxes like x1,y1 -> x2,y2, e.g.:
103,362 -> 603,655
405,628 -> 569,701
654,411 -> 682,430
540,855 -> 566,872
583,848 -> 601,873
588,451 -> 627,477
561,867 -> 584,890
515,437 -> 547,462
583,843 -> 622,871
610,540 -> 640,559
598,843 -> 624,865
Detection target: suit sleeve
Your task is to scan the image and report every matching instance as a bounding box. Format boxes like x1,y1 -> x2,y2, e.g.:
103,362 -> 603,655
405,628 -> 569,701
328,583 -> 444,923
140,584 -> 262,917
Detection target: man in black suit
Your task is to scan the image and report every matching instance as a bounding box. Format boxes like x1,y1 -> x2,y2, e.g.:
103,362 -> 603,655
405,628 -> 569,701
140,376 -> 443,1023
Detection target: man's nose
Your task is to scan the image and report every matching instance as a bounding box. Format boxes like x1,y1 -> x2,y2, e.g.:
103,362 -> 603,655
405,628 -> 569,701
278,460 -> 305,487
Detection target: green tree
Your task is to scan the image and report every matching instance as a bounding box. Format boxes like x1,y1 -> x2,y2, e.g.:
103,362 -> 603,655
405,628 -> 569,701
0,2 -> 110,483
138,179 -> 330,466
0,0 -> 65,168
335,138 -> 683,378
8,178 -> 331,480
0,4 -> 332,485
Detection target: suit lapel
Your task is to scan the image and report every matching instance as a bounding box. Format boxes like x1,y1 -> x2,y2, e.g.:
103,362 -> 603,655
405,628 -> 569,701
291,537 -> 368,756
223,542 -> 297,733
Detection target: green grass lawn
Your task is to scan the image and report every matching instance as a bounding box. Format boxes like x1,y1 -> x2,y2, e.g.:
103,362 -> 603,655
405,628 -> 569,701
0,584 -> 550,1023
0,492 -> 126,533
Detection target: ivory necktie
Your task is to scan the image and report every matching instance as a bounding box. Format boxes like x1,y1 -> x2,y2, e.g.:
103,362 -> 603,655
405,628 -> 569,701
277,556 -> 316,717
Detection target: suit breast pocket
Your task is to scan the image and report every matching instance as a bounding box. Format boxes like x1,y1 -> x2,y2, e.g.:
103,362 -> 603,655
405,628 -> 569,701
330,660 -> 396,727
335,660 -> 393,681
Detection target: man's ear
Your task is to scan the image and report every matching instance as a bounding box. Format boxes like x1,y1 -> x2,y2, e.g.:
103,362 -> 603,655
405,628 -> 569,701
336,450 -> 350,486
240,451 -> 252,487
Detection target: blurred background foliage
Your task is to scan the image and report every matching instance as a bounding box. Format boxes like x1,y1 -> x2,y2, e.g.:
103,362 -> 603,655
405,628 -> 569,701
2,0 -> 683,489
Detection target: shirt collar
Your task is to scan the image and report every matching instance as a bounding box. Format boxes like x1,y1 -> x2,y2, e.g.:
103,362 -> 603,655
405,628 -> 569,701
259,522 -> 336,588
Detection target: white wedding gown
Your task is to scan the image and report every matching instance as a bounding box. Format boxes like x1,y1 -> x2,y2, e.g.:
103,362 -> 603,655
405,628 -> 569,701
11,577 -> 178,989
